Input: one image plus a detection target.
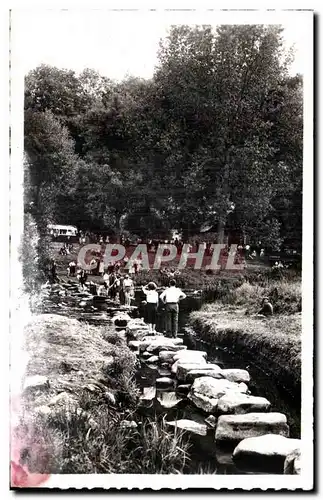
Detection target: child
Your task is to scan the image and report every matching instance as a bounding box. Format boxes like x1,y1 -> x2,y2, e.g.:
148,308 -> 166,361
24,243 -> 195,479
142,282 -> 159,334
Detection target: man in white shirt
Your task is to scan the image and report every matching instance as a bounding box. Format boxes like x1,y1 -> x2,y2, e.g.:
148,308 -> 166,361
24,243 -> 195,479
160,279 -> 186,338
123,274 -> 134,306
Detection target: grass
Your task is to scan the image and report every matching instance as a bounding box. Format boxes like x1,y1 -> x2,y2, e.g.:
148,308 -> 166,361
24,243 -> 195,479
16,402 -> 191,474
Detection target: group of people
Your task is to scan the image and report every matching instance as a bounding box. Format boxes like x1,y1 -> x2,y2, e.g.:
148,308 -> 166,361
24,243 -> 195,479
99,271 -> 134,306
59,242 -> 74,256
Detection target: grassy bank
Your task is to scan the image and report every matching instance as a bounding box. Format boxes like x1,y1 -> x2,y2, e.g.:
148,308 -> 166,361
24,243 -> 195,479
15,314 -> 190,474
189,279 -> 302,394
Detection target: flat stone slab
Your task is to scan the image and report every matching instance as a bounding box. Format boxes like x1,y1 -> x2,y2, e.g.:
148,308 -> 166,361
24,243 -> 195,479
146,343 -> 185,354
185,366 -> 224,383
233,434 -> 301,473
217,394 -> 271,414
222,369 -> 250,384
142,336 -> 183,345
188,377 -> 248,413
173,350 -> 207,362
140,386 -> 156,401
176,384 -> 192,396
146,355 -> 159,364
166,419 -> 208,437
215,413 -> 289,443
171,360 -> 208,375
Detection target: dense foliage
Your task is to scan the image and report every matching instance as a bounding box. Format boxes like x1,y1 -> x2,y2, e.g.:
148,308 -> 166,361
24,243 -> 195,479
24,24 -> 302,249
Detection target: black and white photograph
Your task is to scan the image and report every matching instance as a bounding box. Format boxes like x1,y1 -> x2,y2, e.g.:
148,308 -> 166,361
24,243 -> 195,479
9,6 -> 313,490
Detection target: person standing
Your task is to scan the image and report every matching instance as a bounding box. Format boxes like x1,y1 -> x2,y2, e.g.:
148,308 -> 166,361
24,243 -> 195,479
142,282 -> 159,334
123,274 -> 134,307
160,279 -> 186,338
50,259 -> 58,283
68,260 -> 76,277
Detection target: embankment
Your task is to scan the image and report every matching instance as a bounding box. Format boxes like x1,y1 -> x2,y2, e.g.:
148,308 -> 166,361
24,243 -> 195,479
190,305 -> 301,397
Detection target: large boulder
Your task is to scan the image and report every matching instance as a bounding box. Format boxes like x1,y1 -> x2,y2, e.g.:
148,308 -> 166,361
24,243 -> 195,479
215,413 -> 289,444
217,393 -> 271,414
159,350 -> 179,363
140,386 -> 156,401
233,434 -> 301,473
284,448 -> 301,475
188,377 -> 248,413
177,363 -> 223,382
222,369 -> 250,384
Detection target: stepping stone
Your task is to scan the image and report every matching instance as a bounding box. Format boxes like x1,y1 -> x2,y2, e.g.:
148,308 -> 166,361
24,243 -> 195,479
217,394 -> 271,414
215,413 -> 290,444
188,377 -> 248,413
233,434 -> 301,473
156,377 -> 174,389
173,350 -> 207,362
157,392 -> 184,409
166,419 -> 207,437
222,369 -> 250,384
140,386 -> 156,401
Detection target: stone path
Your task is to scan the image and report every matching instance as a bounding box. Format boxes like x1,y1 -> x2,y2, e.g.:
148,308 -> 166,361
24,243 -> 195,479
125,317 -> 301,475
38,281 -> 301,475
